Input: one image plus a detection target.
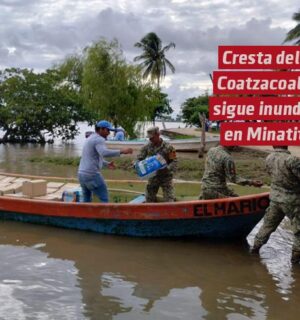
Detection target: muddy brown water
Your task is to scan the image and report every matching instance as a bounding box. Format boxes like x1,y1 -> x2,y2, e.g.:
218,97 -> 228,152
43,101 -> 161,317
1,221 -> 299,320
1,133 -> 300,319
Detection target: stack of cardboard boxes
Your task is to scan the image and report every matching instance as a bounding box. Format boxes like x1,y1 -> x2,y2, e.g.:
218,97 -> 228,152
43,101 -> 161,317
0,175 -> 81,201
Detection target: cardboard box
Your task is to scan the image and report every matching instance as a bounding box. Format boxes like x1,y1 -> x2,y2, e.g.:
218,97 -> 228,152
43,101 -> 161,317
0,186 -> 15,195
35,193 -> 62,201
0,177 -> 16,184
0,182 -> 23,195
9,182 -> 23,193
22,180 -> 47,197
14,178 -> 31,183
5,193 -> 26,198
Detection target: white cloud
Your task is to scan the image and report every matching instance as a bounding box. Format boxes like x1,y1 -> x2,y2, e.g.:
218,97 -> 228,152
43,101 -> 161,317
0,0 -> 298,114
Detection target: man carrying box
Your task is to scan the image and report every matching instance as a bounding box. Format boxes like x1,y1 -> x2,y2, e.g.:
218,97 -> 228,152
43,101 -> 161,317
136,127 -> 177,202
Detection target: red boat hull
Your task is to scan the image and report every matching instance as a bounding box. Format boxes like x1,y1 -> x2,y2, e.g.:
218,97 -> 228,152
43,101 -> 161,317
0,193 -> 269,238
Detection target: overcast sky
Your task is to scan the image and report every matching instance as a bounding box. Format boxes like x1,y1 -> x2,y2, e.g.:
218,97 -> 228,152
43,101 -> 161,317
0,0 -> 299,114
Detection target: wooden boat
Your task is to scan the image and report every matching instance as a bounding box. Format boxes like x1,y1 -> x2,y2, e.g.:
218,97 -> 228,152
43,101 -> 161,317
105,137 -> 220,152
0,192 -> 269,238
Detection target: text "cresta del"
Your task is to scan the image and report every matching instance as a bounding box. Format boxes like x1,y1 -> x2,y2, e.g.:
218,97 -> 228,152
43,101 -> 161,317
222,50 -> 300,65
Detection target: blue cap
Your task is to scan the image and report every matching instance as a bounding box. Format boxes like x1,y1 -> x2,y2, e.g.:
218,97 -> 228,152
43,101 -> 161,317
96,120 -> 116,131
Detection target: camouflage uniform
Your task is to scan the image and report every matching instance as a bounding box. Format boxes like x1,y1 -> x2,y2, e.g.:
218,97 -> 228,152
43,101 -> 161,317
137,140 -> 177,202
253,148 -> 300,258
199,146 -> 252,199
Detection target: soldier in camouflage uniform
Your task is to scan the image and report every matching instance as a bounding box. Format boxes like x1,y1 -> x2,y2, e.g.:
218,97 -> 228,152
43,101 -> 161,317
136,127 -> 177,202
199,145 -> 262,199
251,146 -> 300,264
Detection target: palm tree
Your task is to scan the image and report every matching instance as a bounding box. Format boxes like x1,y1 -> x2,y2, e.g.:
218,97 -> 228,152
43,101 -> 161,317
284,10 -> 300,44
134,32 -> 175,88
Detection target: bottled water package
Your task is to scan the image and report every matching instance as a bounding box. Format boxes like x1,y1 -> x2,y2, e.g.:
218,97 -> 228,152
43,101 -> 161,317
62,188 -> 84,202
135,154 -> 167,179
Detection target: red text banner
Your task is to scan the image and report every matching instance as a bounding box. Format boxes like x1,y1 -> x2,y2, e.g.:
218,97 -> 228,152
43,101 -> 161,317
218,46 -> 300,69
220,122 -> 300,146
213,71 -> 300,95
209,96 -> 300,121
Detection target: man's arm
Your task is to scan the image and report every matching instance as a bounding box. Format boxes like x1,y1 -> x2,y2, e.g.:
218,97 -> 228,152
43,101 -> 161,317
288,156 -> 300,180
103,159 -> 109,167
225,158 -> 251,186
166,146 -> 178,174
95,143 -> 121,158
265,154 -> 273,175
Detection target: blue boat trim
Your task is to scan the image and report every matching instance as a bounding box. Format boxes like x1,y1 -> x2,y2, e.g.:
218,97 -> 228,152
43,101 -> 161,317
0,210 -> 264,238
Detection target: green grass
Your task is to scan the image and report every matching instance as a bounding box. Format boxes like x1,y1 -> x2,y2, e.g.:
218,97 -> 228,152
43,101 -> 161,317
29,156 -> 81,166
172,134 -> 198,139
28,154 -> 270,203
28,148 -> 270,184
105,181 -> 269,203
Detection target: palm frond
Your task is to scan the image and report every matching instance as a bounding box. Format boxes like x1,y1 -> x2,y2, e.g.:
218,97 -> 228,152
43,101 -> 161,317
134,42 -> 143,48
284,10 -> 300,43
162,42 -> 176,52
292,11 -> 300,21
133,32 -> 176,87
164,58 -> 176,73
284,25 -> 300,43
143,63 -> 155,80
134,53 -> 151,62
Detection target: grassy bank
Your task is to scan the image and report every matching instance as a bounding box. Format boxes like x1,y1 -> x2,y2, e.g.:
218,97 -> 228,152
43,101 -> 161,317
107,181 -> 268,203
25,149 -> 270,202
28,148 -> 270,184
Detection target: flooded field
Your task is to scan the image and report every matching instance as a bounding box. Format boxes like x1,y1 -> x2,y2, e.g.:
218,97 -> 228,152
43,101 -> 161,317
0,121 -> 195,178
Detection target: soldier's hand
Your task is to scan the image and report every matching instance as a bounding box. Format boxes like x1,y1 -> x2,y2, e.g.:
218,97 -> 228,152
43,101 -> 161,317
251,180 -> 263,187
131,160 -> 137,169
121,148 -> 133,154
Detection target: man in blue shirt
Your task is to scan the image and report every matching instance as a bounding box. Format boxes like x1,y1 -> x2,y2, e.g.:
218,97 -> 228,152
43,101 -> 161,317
78,120 -> 132,202
114,127 -> 126,141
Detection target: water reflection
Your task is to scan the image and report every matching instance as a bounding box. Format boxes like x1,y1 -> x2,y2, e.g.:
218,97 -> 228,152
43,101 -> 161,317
101,274 -> 206,320
0,244 -> 85,320
248,219 -> 295,300
0,221 -> 300,319
0,121 -> 195,178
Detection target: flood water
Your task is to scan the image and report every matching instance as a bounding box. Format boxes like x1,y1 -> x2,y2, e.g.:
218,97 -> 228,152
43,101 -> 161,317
0,221 -> 299,320
1,122 -> 300,319
0,121 -> 194,178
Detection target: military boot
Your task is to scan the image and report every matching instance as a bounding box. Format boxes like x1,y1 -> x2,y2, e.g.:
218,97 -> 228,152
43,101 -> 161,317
291,251 -> 300,264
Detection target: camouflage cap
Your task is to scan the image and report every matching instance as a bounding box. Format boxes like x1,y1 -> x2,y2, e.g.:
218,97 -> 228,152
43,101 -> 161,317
146,126 -> 160,138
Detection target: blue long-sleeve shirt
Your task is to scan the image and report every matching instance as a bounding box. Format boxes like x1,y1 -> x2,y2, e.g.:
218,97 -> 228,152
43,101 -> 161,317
78,133 -> 120,175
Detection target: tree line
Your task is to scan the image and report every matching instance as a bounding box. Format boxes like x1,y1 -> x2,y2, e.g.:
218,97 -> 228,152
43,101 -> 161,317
0,33 -> 175,143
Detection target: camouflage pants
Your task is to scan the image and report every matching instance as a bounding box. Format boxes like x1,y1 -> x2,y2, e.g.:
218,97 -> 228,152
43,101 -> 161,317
253,200 -> 300,253
146,176 -> 175,202
199,186 -> 238,200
